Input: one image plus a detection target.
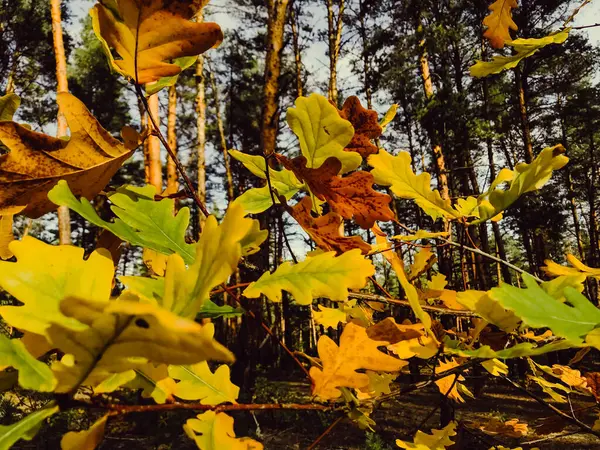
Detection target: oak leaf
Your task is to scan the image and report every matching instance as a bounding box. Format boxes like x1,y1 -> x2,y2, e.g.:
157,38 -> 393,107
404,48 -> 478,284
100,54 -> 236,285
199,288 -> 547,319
243,249 -> 374,305
409,247 -> 437,281
61,414 -> 108,450
0,93 -> 135,219
337,96 -> 382,158
435,358 -> 467,403
457,290 -> 520,332
310,322 -> 406,400
286,93 -> 361,172
367,317 -> 424,344
368,150 -> 460,221
0,405 -> 59,450
396,421 -> 457,450
184,411 -> 263,450
0,334 -> 56,392
465,418 -> 528,438
483,0 -> 518,49
313,304 -> 349,329
543,253 -> 600,280
91,0 -> 223,85
584,372 -> 600,402
277,154 -> 394,228
289,196 -> 371,254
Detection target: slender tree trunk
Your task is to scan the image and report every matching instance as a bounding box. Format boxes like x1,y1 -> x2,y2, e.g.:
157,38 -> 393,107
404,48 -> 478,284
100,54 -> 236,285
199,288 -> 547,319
514,66 -> 534,164
208,63 -> 235,203
195,55 -> 207,225
261,0 -> 289,156
326,0 -> 344,105
50,0 -> 71,244
289,3 -> 303,98
145,93 -> 163,191
166,85 -> 178,196
357,0 -> 372,108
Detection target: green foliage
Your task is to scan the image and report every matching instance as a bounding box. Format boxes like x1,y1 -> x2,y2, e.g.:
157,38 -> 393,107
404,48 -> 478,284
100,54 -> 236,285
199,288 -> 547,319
0,404 -> 59,450
0,335 -> 55,392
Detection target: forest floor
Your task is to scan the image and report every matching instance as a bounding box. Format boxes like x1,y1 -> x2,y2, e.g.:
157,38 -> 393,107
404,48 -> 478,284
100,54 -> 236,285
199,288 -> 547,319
7,374 -> 599,449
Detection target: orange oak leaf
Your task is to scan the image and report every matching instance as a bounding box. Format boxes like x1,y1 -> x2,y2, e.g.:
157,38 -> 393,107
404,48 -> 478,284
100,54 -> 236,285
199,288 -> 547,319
310,322 -> 406,400
366,317 -> 424,344
288,197 -> 371,254
466,418 -> 528,438
584,372 -> 600,402
277,154 -> 395,229
337,96 -> 382,158
483,0 -> 519,49
435,358 -> 467,403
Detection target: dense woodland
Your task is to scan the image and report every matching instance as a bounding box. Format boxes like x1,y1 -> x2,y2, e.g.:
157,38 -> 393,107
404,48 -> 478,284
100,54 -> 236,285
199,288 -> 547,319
2,0 -> 600,449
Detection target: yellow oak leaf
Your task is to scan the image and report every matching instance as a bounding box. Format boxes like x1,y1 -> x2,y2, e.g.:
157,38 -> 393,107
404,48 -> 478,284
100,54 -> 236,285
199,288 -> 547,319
357,371 -> 396,399
243,250 -> 374,305
314,304 -> 349,329
550,364 -> 590,392
125,363 -> 176,404
482,358 -> 509,377
61,415 -> 108,450
0,237 -> 114,336
409,247 -> 437,280
543,254 -> 600,280
286,93 -> 362,172
169,360 -> 239,405
435,358 -> 467,403
0,93 -> 135,219
457,290 -> 520,332
396,421 -> 457,450
482,0 -> 518,49
184,411 -> 263,450
310,322 -> 406,400
368,150 -> 460,221
91,0 -> 223,85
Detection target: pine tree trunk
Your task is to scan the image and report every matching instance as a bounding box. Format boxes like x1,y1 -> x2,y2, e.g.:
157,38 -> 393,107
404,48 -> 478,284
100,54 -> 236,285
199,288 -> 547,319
166,85 -> 178,196
357,0 -> 372,108
208,64 -> 235,203
261,0 -> 289,156
145,93 -> 163,191
290,4 -> 303,98
195,56 -> 207,225
50,0 -> 71,244
326,0 -> 344,105
514,66 -> 534,164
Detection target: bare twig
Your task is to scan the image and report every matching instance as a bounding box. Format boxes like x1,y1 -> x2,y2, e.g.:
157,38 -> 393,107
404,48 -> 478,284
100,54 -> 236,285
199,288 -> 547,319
349,292 -> 480,317
105,402 -> 334,416
307,416 -> 344,450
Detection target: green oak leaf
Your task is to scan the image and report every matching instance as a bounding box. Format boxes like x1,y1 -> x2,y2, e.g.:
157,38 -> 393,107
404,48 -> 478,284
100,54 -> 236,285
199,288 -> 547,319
0,335 -> 56,392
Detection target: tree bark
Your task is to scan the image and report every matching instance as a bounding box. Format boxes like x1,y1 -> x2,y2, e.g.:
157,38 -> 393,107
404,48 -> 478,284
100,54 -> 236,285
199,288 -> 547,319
261,0 -> 289,156
195,55 -> 207,226
289,3 -> 303,98
514,66 -> 534,164
145,93 -> 163,191
166,85 -> 178,196
50,0 -> 71,244
326,0 -> 344,105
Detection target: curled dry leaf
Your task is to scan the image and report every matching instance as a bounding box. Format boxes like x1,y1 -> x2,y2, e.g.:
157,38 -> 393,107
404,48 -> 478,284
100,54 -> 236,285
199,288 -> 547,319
288,196 -> 371,254
0,93 -> 135,219
91,0 -> 223,85
277,154 -> 394,228
337,96 -> 382,158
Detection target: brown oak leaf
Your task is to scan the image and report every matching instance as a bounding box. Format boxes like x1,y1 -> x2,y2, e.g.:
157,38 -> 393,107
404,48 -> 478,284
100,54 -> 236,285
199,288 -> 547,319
288,196 -> 371,255
276,154 -> 394,229
366,317 -> 424,344
584,372 -> 600,402
337,96 -> 382,158
466,418 -> 528,438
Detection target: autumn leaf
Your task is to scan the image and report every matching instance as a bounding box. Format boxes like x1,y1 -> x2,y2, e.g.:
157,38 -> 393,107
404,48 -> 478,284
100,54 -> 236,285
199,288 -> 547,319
482,0 -> 518,49
313,304 -> 349,329
286,93 -> 361,172
61,414 -> 108,450
170,361 -> 239,405
243,250 -> 374,305
543,253 -> 600,280
396,421 -> 457,450
47,296 -> 234,392
471,29 -> 570,78
0,236 -> 114,336
446,340 -> 576,360
391,230 -> 449,242
367,318 -> 424,344
465,418 -> 528,438
481,358 -> 509,377
0,93 -> 135,219
584,372 -> 600,402
435,358 -> 467,403
408,247 -> 437,281
289,196 -> 371,254
456,290 -> 520,332
91,0 -> 223,85
184,411 -> 263,450
337,96 -> 382,158
310,322 -> 406,400
550,364 -> 591,393
125,363 -> 176,404
277,154 -> 394,228
368,150 -> 460,221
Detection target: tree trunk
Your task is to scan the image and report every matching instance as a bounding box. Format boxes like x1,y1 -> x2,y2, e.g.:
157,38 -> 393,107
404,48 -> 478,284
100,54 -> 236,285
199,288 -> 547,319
289,3 -> 303,98
50,0 -> 71,244
261,0 -> 289,156
195,55 -> 207,227
514,66 -> 534,164
357,0 -> 372,108
326,0 -> 344,105
166,85 -> 178,196
208,63 -> 235,203
145,93 -> 163,191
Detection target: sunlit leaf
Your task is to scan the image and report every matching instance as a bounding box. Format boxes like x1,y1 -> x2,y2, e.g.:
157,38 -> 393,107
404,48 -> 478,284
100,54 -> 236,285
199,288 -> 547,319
435,358 -> 467,403
60,414 -> 108,450
0,404 -> 59,450
91,0 -> 222,85
456,290 -> 520,332
337,96 -> 382,158
310,322 -> 406,400
0,335 -> 56,392
184,411 -> 263,450
286,93 -> 361,172
170,361 -> 239,405
482,0 -> 518,49
396,421 -> 457,450
313,304 -> 349,329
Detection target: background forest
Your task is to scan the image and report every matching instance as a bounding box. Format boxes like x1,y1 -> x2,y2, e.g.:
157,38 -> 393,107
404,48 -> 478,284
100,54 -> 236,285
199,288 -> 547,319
2,0 -> 600,449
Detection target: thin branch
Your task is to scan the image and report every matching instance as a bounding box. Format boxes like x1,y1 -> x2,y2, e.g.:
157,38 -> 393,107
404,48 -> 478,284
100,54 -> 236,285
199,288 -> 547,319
134,84 -> 211,221
572,22 -> 600,30
500,375 -> 600,440
307,416 -> 344,450
349,292 -> 480,317
105,402 -> 334,416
